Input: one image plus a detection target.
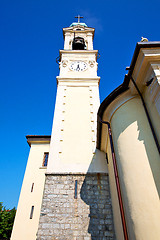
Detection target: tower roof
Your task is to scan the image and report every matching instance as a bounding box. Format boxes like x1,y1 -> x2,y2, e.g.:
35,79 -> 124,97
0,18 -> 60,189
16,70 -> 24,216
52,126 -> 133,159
70,22 -> 88,27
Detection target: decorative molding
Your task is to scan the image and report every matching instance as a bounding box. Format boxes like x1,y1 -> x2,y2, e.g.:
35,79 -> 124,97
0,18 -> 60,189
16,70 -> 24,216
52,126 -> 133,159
57,77 -> 100,84
89,60 -> 95,68
62,60 -> 68,67
103,91 -> 136,122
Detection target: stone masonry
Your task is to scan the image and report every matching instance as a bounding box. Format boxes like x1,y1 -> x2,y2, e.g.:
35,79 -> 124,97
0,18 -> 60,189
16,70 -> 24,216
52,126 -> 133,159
36,173 -> 115,240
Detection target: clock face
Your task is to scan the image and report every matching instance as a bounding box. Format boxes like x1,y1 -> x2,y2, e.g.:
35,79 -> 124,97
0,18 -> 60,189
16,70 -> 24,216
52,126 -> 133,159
70,61 -> 87,72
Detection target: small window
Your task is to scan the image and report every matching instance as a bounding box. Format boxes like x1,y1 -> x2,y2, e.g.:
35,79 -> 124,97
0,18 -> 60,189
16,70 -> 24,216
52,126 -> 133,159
30,206 -> 34,219
43,152 -> 49,167
31,183 -> 34,192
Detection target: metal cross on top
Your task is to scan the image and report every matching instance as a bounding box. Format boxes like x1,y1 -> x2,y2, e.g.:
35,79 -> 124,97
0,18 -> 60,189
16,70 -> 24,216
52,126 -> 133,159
75,15 -> 83,23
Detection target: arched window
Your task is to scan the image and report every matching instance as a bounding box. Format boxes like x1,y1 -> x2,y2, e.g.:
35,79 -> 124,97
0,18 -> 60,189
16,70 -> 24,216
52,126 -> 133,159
72,37 -> 86,50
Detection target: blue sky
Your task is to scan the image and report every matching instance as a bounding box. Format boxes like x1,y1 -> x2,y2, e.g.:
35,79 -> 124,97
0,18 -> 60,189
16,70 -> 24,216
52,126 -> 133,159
1,0 -> 160,209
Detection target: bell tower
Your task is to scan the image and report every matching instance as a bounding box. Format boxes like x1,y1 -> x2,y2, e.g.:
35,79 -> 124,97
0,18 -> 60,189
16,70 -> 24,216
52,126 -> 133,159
47,18 -> 102,174
37,18 -> 115,240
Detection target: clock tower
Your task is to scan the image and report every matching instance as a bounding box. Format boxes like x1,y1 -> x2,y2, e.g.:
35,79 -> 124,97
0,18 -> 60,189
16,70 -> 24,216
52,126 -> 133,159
37,18 -> 115,240
47,19 -> 102,174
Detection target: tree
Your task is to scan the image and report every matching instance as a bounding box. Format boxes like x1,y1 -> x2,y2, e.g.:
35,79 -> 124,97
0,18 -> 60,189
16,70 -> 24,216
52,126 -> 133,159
0,202 -> 16,240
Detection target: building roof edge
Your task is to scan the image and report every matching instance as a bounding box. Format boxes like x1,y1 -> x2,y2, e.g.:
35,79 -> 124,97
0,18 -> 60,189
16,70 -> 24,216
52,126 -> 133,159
26,135 -> 51,147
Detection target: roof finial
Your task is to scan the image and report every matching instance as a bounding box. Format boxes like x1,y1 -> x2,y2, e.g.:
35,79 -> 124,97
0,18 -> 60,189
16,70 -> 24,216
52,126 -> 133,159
141,36 -> 148,42
75,15 -> 83,23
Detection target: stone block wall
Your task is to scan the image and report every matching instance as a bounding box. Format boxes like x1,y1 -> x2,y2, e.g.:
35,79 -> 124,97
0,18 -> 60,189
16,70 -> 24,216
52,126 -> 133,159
36,173 -> 115,240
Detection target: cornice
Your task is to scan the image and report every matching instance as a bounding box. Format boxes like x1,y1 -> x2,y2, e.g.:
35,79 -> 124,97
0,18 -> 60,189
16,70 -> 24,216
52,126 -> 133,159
62,26 -> 95,38
26,135 -> 51,147
56,76 -> 100,86
60,50 -> 98,54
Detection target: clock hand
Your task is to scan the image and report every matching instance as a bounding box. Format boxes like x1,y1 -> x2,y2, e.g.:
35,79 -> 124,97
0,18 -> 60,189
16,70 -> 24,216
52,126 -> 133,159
77,64 -> 80,71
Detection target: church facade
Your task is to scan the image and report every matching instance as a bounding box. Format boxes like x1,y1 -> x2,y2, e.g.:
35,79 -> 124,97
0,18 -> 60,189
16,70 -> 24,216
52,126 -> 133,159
11,20 -> 160,240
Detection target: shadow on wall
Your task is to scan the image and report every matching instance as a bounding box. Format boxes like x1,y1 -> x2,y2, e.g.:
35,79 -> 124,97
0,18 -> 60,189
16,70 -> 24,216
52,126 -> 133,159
112,97 -> 160,198
80,152 -> 115,240
137,109 -> 160,198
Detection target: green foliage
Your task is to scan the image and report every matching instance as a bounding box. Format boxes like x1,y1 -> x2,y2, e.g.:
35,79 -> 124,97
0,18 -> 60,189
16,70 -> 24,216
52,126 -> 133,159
0,202 -> 16,240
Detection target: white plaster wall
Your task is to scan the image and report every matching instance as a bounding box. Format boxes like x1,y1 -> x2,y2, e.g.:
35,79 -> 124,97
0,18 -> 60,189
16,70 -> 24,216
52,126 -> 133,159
110,98 -> 160,240
64,32 -> 71,50
11,143 -> 50,240
47,84 -> 66,173
61,86 -> 93,171
87,32 -> 93,50
87,149 -> 108,173
47,82 -> 106,173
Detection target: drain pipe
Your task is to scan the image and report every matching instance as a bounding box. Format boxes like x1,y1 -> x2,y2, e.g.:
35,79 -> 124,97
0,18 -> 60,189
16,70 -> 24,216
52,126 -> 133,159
98,117 -> 129,240
130,76 -> 160,155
